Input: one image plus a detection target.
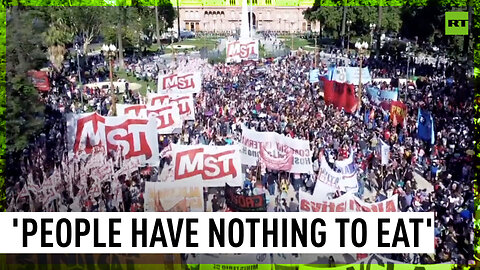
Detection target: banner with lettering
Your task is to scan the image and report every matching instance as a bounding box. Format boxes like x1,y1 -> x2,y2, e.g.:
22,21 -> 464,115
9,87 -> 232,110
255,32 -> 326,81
299,254 -> 450,270
144,182 -> 204,212
158,72 -> 202,94
333,152 -> 358,192
225,184 -> 267,212
226,39 -> 260,63
66,113 -> 160,166
200,264 -> 271,270
116,103 -> 183,134
147,93 -> 195,120
313,155 -> 358,200
390,101 -> 408,127
171,144 -> 243,187
299,191 -> 398,212
240,125 -> 313,174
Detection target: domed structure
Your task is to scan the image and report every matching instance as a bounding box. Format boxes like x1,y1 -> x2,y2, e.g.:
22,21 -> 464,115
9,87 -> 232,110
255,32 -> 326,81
172,0 -> 319,33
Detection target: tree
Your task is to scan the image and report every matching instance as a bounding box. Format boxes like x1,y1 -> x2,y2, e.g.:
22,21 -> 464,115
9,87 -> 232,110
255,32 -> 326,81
5,6 -> 48,166
58,7 -> 106,54
43,17 -> 73,72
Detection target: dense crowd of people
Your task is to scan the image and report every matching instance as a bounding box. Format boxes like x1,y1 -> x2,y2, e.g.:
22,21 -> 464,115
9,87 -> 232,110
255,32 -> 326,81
5,34 -> 474,264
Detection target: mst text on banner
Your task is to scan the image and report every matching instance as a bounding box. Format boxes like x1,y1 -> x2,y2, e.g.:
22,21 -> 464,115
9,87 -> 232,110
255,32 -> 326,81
147,93 -> 195,120
158,72 -> 202,94
240,125 -> 313,174
171,144 -> 243,187
226,39 -> 259,63
116,103 -> 183,134
66,113 -> 160,165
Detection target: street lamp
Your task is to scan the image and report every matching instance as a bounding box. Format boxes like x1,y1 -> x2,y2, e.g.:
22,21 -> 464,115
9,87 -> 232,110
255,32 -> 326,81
74,43 -> 84,109
369,23 -> 376,48
355,40 -> 368,109
102,43 -> 118,116
406,42 -> 412,79
346,20 -> 352,53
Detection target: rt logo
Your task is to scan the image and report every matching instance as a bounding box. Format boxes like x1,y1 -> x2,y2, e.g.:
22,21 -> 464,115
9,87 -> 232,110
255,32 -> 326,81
445,12 -> 469,35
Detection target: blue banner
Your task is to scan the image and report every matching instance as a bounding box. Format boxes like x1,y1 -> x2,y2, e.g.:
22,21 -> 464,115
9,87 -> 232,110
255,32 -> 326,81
366,87 -> 398,103
309,69 -> 320,83
345,67 -> 372,85
417,108 -> 435,144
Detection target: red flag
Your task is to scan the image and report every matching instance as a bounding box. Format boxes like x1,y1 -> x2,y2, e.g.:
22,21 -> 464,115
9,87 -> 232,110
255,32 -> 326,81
390,101 -> 407,127
323,79 -> 358,113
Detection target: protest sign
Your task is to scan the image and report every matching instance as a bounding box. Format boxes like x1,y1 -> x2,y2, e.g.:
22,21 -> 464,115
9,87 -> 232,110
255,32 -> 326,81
144,182 -> 204,212
226,39 -> 259,63
300,191 -> 398,212
240,126 -> 313,174
225,184 -> 267,212
68,113 -> 160,166
171,144 -> 243,187
299,254 -> 450,270
147,93 -> 195,121
158,72 -> 202,94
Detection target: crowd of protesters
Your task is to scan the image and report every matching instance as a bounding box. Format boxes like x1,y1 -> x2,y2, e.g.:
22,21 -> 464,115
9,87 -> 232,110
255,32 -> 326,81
5,34 -> 475,264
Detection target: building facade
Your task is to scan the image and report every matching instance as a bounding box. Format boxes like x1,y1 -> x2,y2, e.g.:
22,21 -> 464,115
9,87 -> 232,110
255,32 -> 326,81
172,0 -> 320,33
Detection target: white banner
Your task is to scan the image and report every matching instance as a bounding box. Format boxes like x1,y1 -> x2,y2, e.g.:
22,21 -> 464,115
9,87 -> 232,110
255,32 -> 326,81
67,113 -> 160,166
116,103 -> 183,134
333,152 -> 358,192
171,144 -> 243,187
146,105 -> 182,134
144,182 -> 204,212
116,104 -> 147,118
147,93 -> 195,121
378,139 -> 390,165
158,72 -> 202,94
313,155 -> 343,199
240,126 -> 313,174
332,67 -> 371,85
226,39 -> 259,63
300,190 -> 399,212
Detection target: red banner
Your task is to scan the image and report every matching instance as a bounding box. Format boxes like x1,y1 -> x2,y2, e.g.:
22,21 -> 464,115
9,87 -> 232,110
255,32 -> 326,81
390,101 -> 407,127
323,79 -> 358,113
69,113 -> 160,166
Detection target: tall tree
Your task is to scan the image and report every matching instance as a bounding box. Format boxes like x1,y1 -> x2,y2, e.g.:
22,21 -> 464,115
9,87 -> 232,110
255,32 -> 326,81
58,7 -> 106,54
6,6 -> 48,154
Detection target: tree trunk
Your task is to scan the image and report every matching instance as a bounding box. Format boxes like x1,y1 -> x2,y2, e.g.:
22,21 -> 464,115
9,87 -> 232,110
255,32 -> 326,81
341,5 -> 346,49
155,5 -> 162,51
117,7 -> 125,69
376,5 -> 382,57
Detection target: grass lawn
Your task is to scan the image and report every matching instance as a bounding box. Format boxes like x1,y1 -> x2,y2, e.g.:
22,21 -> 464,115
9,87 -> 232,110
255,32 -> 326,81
115,70 -> 153,97
278,36 -> 315,51
149,38 -> 220,54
